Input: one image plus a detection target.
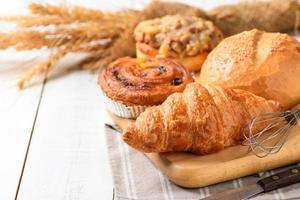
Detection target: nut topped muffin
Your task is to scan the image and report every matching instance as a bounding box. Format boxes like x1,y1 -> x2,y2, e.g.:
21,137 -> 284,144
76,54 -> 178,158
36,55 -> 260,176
134,15 -> 223,71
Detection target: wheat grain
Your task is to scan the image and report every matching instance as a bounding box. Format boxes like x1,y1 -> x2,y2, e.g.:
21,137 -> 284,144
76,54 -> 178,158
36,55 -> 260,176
17,36 -> 86,89
0,15 -> 72,27
29,3 -> 138,23
0,2 -> 140,88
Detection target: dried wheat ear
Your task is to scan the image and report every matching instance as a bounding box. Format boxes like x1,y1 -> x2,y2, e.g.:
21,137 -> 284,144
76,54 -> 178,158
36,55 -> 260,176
0,3 -> 140,89
0,0 -> 298,89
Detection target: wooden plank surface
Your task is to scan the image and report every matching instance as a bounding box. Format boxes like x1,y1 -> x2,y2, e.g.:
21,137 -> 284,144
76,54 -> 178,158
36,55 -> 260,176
0,52 -> 45,200
16,56 -> 113,200
111,112 -> 300,188
0,1 -> 141,199
0,1 -> 247,199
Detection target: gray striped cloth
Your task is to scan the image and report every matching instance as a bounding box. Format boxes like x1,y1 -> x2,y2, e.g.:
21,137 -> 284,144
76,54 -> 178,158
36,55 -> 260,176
105,125 -> 300,200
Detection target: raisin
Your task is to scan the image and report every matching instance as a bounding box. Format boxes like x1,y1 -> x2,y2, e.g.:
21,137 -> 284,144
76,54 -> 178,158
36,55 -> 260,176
111,66 -> 117,73
111,66 -> 120,80
122,79 -> 134,87
158,66 -> 167,74
172,78 -> 182,85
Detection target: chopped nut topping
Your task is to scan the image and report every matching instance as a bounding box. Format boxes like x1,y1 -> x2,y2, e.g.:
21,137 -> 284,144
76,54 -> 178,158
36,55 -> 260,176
171,41 -> 184,53
134,15 -> 223,57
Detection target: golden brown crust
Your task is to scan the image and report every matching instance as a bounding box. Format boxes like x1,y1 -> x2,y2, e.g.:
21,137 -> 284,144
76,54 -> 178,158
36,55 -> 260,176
134,15 -> 223,71
199,29 -> 300,109
123,83 -> 282,155
136,42 -> 209,71
99,57 -> 193,106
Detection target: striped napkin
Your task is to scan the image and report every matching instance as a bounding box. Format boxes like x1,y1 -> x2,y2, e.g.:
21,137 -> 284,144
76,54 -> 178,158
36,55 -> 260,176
105,125 -> 300,200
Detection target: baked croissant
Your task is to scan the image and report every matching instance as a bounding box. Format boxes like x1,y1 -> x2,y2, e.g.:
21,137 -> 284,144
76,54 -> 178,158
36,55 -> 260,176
123,83 -> 282,155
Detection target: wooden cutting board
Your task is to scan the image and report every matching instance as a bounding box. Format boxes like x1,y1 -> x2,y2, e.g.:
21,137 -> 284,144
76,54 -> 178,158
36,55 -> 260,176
109,112 -> 300,188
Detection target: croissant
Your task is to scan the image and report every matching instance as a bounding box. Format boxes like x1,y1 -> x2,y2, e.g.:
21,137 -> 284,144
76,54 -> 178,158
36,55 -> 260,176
123,83 -> 282,155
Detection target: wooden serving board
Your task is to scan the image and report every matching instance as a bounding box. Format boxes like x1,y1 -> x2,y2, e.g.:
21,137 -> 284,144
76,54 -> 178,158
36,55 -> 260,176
109,112 -> 300,188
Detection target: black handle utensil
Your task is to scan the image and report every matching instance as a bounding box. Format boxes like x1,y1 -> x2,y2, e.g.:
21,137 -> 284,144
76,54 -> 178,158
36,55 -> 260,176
204,166 -> 300,200
258,166 -> 300,192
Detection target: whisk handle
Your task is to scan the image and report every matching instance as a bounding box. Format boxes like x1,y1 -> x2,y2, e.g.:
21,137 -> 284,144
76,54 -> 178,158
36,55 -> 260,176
257,166 -> 300,192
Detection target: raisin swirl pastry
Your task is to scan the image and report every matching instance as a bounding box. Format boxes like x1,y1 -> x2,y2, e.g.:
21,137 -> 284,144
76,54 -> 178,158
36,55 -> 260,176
99,57 -> 193,119
134,15 -> 223,72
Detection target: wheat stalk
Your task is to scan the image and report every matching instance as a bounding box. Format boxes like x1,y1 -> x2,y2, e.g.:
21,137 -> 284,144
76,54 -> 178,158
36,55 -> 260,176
1,15 -> 74,27
29,3 -> 138,23
0,0 -> 146,89
17,36 -> 85,89
0,2 -> 141,89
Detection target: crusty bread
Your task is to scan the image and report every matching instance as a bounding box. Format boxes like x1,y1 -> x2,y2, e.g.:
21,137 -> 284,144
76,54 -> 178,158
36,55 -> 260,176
199,29 -> 300,108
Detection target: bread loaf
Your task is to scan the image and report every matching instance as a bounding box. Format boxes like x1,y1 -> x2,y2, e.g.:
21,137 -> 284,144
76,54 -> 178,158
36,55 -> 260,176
199,29 -> 300,108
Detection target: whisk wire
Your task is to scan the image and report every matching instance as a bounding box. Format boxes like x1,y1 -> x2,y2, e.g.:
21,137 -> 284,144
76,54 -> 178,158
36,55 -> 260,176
244,108 -> 300,158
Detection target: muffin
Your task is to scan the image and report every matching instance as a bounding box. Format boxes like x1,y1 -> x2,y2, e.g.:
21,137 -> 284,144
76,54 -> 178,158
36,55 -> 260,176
99,57 -> 193,119
134,15 -> 223,72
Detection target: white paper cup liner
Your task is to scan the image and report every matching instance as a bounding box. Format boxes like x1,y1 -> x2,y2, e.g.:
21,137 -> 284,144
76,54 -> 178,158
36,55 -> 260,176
101,90 -> 149,119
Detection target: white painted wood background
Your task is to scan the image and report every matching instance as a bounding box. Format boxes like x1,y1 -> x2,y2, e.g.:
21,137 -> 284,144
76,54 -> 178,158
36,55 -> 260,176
0,1 -> 242,200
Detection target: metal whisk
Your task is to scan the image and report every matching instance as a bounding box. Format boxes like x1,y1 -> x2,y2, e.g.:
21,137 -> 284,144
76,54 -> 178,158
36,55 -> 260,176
244,108 -> 300,158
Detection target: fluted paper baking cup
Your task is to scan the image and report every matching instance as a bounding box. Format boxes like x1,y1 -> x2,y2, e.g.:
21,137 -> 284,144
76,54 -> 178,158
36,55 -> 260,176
101,91 -> 150,119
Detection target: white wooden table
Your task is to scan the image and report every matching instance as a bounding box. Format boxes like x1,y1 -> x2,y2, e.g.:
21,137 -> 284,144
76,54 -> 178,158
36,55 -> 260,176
0,1 -> 240,199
